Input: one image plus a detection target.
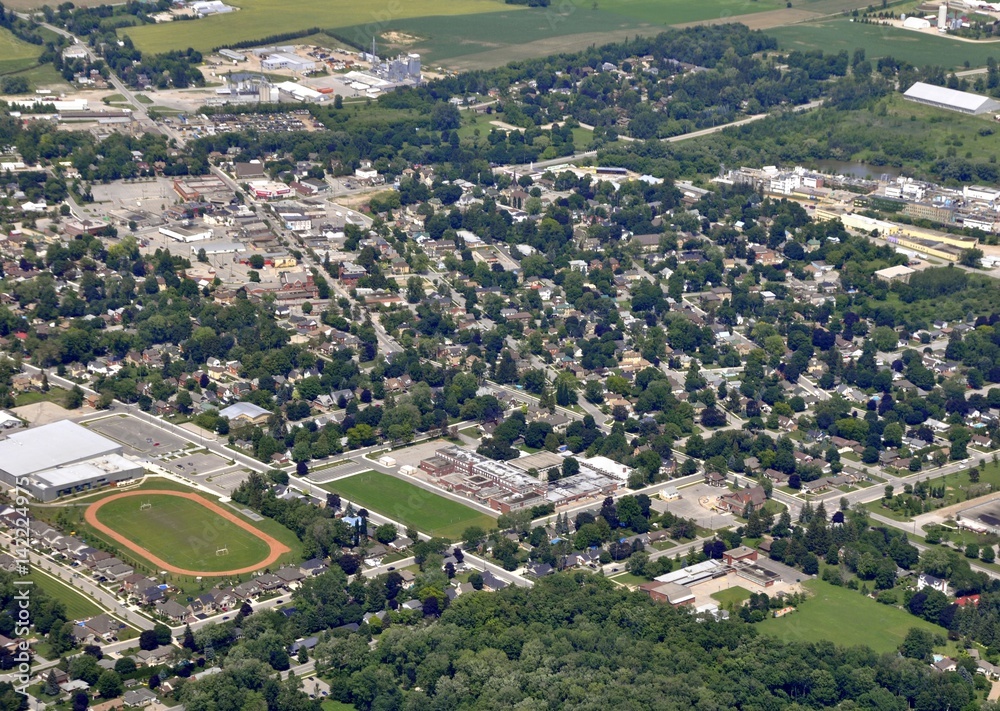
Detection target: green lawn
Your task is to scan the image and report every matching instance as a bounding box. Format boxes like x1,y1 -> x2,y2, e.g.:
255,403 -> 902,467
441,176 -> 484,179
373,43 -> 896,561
711,585 -> 752,608
322,470 -> 495,539
93,493 -> 274,572
14,387 -> 68,408
609,572 -> 648,587
768,17 -> 1000,70
758,579 -> 950,654
0,27 -> 42,75
321,701 -> 355,711
30,569 -> 103,621
122,0 -> 519,54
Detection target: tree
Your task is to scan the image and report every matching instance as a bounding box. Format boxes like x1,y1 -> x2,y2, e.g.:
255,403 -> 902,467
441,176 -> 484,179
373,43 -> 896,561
374,523 -> 398,544
899,627 -> 934,660
495,349 -> 518,384
182,623 -> 197,651
96,671 -> 123,699
113,658 -> 136,675
153,623 -> 171,646
43,669 -> 60,696
72,691 -> 89,711
584,380 -> 604,404
463,526 -> 487,547
66,384 -> 84,409
960,248 -> 984,268
138,629 -> 159,651
405,276 -> 425,304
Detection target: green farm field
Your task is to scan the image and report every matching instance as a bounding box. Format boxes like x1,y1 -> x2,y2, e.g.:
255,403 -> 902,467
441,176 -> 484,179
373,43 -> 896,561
768,18 -> 1000,69
93,493 -> 274,572
322,470 -> 495,539
0,27 -> 42,76
122,0 -> 520,54
758,579 -> 952,654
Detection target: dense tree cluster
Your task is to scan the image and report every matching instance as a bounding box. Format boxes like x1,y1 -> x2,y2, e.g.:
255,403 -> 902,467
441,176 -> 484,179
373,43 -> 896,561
312,573 -> 980,710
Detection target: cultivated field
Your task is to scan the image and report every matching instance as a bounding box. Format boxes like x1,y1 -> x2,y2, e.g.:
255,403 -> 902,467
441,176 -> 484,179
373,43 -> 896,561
0,27 -> 42,75
87,490 -> 288,575
758,578 -> 952,653
322,470 -> 495,539
768,17 -> 1000,69
122,0 -> 519,54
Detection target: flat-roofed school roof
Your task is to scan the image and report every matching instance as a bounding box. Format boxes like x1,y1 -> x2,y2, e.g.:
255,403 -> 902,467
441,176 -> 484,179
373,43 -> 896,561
0,420 -> 121,478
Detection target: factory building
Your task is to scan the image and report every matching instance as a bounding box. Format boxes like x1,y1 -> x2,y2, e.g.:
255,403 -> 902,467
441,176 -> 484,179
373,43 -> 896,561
0,421 -> 141,501
903,82 -> 1000,115
261,53 -> 316,73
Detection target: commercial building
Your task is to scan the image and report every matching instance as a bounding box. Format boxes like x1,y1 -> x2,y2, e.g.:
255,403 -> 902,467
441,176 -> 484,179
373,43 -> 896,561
248,181 -> 292,200
158,225 -> 214,242
0,421 -> 141,501
903,82 -> 1000,115
874,265 -> 916,283
262,54 -> 316,73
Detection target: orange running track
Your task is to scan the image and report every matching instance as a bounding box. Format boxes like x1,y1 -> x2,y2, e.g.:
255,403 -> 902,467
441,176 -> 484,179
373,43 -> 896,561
85,489 -> 290,576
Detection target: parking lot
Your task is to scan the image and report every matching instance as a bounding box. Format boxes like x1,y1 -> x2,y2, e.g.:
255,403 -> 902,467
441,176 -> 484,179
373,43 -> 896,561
384,440 -> 454,471
86,415 -> 187,457
196,467 -> 254,494
87,177 -> 175,213
309,461 -> 367,484
163,450 -> 229,475
652,483 -> 736,530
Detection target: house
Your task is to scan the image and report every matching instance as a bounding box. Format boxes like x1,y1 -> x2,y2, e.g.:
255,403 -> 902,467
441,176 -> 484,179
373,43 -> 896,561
288,636 -> 319,655
917,573 -> 949,595
123,689 -> 158,707
275,566 -> 306,587
704,471 -> 727,487
717,486 -> 767,515
527,562 -> 554,578
931,657 -> 957,673
299,558 -> 328,577
134,645 -> 174,667
155,599 -> 190,623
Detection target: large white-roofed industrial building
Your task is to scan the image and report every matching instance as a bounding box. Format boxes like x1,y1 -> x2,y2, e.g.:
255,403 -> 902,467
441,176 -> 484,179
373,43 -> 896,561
903,82 -> 1000,115
0,421 -> 142,501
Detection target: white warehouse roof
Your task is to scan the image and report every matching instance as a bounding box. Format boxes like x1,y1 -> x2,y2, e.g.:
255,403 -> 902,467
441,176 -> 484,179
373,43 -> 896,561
0,421 -> 120,478
903,82 -> 1000,114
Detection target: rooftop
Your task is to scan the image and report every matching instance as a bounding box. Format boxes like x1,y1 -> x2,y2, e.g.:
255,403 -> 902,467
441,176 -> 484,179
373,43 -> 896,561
0,421 -> 120,478
903,82 -> 998,113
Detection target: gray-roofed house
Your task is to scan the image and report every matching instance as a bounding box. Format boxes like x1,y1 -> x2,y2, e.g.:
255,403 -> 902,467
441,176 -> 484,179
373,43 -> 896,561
124,689 -> 158,707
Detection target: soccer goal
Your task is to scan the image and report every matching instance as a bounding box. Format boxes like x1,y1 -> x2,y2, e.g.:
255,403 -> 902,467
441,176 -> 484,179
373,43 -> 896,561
216,546 -> 229,557
139,501 -> 152,511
